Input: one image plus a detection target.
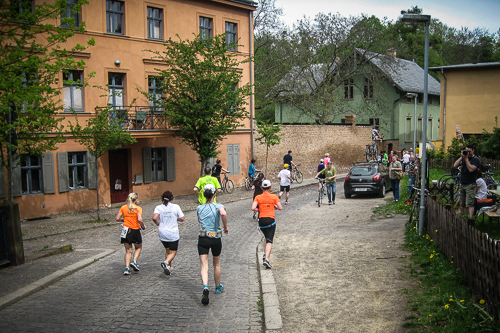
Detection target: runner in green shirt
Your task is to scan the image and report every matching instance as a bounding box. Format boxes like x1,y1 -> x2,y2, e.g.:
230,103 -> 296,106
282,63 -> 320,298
193,167 -> 221,204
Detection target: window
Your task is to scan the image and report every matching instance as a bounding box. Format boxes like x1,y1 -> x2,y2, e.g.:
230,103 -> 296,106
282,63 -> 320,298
143,147 -> 175,183
405,117 -> 412,142
363,77 -> 373,99
21,155 -> 42,195
369,118 -> 380,129
417,117 -> 423,141
418,93 -> 423,104
225,22 -> 237,51
427,118 -> 433,140
61,0 -> 81,28
147,7 -> 162,39
151,148 -> 165,182
148,76 -> 163,112
343,78 -> 354,100
63,70 -> 83,112
199,16 -> 212,40
106,0 -> 124,35
68,152 -> 87,190
10,0 -> 34,21
108,73 -> 124,109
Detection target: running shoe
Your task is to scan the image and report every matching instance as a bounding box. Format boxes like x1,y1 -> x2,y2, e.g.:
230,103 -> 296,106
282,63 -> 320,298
201,286 -> 210,305
123,267 -> 131,275
161,262 -> 172,276
130,261 -> 139,271
263,259 -> 272,269
285,201 -> 288,205
215,284 -> 224,294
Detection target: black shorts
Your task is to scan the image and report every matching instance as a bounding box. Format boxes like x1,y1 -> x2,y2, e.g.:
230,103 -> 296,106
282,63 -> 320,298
280,185 -> 290,192
121,228 -> 142,244
161,240 -> 179,251
259,220 -> 276,244
198,236 -> 222,256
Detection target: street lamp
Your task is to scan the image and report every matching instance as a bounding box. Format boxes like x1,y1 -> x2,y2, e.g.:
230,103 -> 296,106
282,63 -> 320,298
406,92 -> 418,156
399,13 -> 431,236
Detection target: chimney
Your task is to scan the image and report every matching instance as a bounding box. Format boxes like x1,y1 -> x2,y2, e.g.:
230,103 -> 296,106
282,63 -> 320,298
386,48 -> 396,61
344,114 -> 356,126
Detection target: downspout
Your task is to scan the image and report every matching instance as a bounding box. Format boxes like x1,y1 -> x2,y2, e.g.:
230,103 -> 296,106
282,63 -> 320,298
393,97 -> 401,141
249,10 -> 254,160
440,69 -> 447,148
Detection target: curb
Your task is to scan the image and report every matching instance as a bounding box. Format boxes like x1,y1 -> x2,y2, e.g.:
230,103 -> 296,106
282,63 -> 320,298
0,249 -> 116,310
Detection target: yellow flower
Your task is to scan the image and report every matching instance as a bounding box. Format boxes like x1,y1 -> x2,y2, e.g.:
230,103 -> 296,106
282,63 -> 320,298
460,300 -> 465,303
431,239 -> 434,241
480,300 -> 485,304
428,314 -> 432,317
451,261 -> 454,263
435,230 -> 438,232
418,318 -> 421,321
449,299 -> 453,301
430,254 -> 434,259
445,304 -> 450,309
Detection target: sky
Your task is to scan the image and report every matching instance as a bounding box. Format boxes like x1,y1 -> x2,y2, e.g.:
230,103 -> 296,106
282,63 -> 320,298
274,0 -> 500,34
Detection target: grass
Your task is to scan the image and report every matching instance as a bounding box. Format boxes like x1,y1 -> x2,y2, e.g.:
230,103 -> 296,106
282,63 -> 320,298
372,170 -> 500,332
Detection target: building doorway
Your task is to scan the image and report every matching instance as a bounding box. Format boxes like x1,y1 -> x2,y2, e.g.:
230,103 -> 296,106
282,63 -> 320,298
109,149 -> 129,203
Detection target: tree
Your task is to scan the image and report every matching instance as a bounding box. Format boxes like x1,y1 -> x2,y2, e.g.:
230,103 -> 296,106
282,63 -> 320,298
144,34 -> 252,176
479,126 -> 500,160
255,120 -> 282,175
69,106 -> 136,221
0,0 -> 94,199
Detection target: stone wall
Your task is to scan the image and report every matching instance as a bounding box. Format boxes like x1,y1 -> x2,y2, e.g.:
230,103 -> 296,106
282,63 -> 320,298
253,122 -> 373,181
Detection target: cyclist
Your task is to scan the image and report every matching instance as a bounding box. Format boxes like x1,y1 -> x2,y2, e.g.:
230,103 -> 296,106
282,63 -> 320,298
315,161 -> 337,204
211,159 -> 229,187
278,164 -> 293,205
317,158 -> 326,192
248,159 -> 261,183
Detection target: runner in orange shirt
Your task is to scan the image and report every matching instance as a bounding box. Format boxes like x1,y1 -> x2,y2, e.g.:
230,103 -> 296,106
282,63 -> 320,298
251,180 -> 282,269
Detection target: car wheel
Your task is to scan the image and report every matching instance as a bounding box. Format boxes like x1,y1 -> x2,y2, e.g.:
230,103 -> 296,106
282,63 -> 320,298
378,184 -> 386,198
345,192 -> 352,198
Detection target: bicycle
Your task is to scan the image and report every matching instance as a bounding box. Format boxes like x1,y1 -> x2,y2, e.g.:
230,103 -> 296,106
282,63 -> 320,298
365,141 -> 378,162
244,175 -> 254,191
291,165 -> 303,184
408,186 -> 430,231
318,179 -> 325,207
483,164 -> 499,190
220,172 -> 234,194
437,167 -> 461,203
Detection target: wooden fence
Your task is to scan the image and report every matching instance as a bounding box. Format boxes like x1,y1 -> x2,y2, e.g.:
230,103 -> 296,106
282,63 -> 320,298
425,197 -> 500,316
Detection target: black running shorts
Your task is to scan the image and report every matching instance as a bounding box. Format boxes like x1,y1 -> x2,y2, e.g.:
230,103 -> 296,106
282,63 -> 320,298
161,240 -> 179,251
280,185 -> 290,192
198,236 -> 222,256
121,228 -> 142,244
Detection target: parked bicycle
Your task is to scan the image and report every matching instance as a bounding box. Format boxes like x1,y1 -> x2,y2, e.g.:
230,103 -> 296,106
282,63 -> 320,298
437,167 -> 461,203
365,141 -> 378,162
317,179 -> 325,207
291,165 -> 303,184
245,172 -> 262,191
483,164 -> 499,190
220,171 -> 234,194
408,186 -> 430,231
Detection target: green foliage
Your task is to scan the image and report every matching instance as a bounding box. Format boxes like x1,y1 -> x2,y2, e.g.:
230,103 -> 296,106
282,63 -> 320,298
426,146 -> 447,160
144,33 -> 251,175
447,137 -> 466,159
255,120 -> 282,174
479,127 -> 500,160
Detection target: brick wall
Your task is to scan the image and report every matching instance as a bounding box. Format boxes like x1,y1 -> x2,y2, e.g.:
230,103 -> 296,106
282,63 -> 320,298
253,122 -> 373,181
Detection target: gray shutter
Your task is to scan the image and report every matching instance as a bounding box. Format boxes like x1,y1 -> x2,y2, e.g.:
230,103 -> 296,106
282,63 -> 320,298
0,166 -> 6,199
87,152 -> 97,190
227,145 -> 234,174
57,152 -> 69,193
166,147 -> 175,181
42,152 -> 55,194
12,163 -> 22,197
233,144 -> 240,175
143,147 -> 152,184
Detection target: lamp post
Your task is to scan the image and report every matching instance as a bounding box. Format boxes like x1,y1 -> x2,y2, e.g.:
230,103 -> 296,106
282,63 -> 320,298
406,92 -> 418,156
400,13 -> 431,236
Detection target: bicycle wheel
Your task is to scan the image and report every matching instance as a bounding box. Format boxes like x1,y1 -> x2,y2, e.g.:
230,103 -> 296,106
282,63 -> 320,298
295,171 -> 303,184
245,178 -> 252,191
408,201 -> 419,228
438,174 -> 451,186
318,186 -> 323,207
225,179 -> 234,194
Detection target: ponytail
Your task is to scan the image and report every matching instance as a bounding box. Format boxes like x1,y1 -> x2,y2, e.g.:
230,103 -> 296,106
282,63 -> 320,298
161,191 -> 174,207
126,193 -> 138,213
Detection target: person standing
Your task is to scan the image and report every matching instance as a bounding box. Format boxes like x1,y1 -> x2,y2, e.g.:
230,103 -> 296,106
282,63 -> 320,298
248,159 -> 261,181
153,191 -> 185,276
453,144 -> 481,217
389,155 -> 403,202
283,150 -> 295,171
194,167 -> 221,204
315,160 -> 337,204
407,155 -> 418,197
278,164 -> 293,205
197,184 -> 228,305
381,151 -> 388,165
323,153 -> 331,167
211,159 -> 229,187
252,180 -> 282,269
402,149 -> 410,172
116,193 -> 146,275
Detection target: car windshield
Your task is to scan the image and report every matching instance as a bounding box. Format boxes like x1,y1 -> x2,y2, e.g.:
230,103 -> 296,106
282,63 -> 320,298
350,166 -> 376,176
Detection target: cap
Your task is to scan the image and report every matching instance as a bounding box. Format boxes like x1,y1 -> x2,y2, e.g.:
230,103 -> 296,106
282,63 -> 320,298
325,153 -> 329,156
320,159 -> 324,162
262,180 -> 272,188
284,164 -> 289,168
204,183 -> 216,194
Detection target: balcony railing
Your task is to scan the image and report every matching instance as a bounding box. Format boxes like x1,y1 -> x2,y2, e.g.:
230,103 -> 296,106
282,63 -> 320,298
96,106 -> 170,131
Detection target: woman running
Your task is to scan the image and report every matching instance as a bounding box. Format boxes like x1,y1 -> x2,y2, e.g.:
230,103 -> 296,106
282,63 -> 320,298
116,193 -> 146,275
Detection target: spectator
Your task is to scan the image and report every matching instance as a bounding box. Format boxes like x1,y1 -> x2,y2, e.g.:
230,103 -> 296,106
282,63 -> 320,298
453,144 -> 481,218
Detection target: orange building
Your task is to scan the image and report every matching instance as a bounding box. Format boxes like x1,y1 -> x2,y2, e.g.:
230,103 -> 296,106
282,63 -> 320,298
2,0 -> 257,219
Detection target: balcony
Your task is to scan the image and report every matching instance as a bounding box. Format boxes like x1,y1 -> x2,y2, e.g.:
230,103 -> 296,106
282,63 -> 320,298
96,106 -> 170,131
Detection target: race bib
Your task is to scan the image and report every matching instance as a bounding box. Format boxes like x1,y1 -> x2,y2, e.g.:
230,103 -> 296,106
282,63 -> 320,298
120,226 -> 129,239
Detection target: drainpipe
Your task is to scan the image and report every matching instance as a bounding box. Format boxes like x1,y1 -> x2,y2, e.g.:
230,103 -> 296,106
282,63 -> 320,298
392,97 -> 401,142
249,10 -> 254,160
440,69 -> 447,148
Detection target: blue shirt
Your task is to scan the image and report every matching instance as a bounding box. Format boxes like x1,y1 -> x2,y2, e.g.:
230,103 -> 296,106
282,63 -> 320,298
249,163 -> 256,177
197,203 -> 224,232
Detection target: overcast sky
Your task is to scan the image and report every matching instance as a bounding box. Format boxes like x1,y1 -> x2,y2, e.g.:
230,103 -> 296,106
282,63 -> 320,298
274,0 -> 500,34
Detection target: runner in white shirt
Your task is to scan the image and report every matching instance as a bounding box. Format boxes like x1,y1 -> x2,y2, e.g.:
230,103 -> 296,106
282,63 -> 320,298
278,164 -> 293,205
153,191 -> 185,275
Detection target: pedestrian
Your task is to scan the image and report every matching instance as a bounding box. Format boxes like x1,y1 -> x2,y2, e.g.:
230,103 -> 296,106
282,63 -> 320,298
402,149 -> 410,172
315,160 -> 337,204
197,184 -> 228,305
283,150 -> 295,171
453,144 -> 481,217
211,159 -> 229,187
153,191 -> 185,276
116,193 -> 146,275
252,180 -> 282,269
317,158 -> 326,191
251,173 -> 265,220
194,166 -> 221,204
389,155 -> 403,202
323,153 -> 331,167
381,150 -> 388,165
407,155 -> 418,197
278,164 -> 293,205
409,147 -> 414,157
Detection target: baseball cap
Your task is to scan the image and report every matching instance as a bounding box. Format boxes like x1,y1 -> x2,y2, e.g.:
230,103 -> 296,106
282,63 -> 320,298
262,180 -> 272,188
320,159 -> 324,162
204,183 -> 216,194
284,164 -> 289,168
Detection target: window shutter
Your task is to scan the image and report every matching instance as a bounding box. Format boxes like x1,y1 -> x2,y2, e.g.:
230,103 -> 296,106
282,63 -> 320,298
87,152 -> 97,190
143,147 -> 152,184
42,152 -> 55,194
233,144 -> 240,175
227,145 -> 234,174
166,147 -> 175,181
0,166 -> 6,199
57,152 -> 69,193
12,163 -> 21,197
